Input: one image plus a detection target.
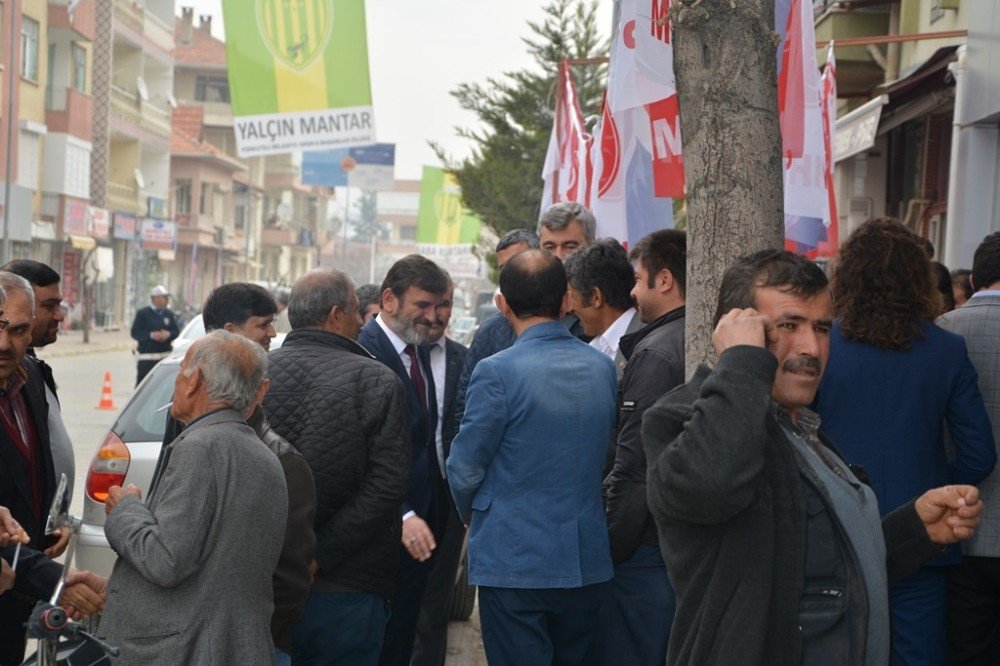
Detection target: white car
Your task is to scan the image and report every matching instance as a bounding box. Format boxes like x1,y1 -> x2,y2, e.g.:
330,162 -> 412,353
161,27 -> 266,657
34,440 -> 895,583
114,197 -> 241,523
75,331 -> 477,620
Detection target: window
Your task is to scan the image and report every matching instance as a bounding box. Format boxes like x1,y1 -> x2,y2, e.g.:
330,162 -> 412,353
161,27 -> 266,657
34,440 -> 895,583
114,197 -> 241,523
199,182 -> 213,215
17,130 -> 40,189
20,16 -> 39,81
72,43 -> 86,92
194,75 -> 230,103
175,180 -> 192,215
400,225 -> 417,241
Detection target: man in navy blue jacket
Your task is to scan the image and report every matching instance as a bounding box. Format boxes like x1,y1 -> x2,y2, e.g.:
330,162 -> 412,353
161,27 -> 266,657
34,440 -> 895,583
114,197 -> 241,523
447,250 -> 616,665
129,285 -> 179,385
357,255 -> 450,666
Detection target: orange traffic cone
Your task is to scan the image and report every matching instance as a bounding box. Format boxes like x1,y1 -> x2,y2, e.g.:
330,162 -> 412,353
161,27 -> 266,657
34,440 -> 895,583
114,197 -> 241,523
96,372 -> 116,410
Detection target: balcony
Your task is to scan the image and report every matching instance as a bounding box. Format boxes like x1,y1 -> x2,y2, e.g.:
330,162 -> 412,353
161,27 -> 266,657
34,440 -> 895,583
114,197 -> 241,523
175,212 -> 217,234
261,226 -> 298,247
107,181 -> 141,213
45,86 -> 93,142
114,0 -> 143,34
814,4 -> 892,97
111,84 -> 142,126
143,11 -> 174,54
140,100 -> 171,138
49,0 -> 97,40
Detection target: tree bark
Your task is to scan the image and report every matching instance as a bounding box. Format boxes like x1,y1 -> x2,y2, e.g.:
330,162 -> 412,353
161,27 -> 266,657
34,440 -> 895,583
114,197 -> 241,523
671,0 -> 785,373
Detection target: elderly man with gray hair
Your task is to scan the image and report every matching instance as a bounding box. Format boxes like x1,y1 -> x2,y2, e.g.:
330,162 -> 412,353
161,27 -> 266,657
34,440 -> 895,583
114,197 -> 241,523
95,330 -> 288,664
264,268 -> 411,666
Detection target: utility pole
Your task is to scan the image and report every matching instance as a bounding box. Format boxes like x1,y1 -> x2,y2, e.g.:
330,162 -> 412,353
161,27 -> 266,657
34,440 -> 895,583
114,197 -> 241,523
2,0 -> 21,264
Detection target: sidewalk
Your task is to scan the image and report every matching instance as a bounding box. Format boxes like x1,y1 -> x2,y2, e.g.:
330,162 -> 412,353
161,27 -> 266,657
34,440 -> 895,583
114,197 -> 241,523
35,328 -> 136,359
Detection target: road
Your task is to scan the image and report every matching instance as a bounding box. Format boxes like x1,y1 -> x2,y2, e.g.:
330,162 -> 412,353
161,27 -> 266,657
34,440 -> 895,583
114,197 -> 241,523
37,343 -> 486,665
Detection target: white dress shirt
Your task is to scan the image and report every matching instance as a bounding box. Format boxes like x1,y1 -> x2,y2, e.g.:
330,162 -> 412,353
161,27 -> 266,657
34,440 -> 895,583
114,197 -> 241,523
589,307 -> 637,360
428,336 -> 448,478
375,313 -> 430,522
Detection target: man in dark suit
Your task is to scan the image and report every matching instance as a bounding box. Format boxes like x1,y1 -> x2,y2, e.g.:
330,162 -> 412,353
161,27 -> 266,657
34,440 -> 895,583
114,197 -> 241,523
412,279 -> 469,666
129,285 -> 179,385
356,255 -> 450,666
2,260 -> 75,508
0,272 -> 59,665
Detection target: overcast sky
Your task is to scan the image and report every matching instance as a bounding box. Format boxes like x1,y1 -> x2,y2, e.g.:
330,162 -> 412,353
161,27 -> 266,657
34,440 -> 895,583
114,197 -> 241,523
184,1 -> 615,180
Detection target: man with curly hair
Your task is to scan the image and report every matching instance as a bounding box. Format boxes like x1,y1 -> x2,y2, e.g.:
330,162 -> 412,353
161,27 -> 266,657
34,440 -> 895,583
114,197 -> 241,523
813,219 -> 996,665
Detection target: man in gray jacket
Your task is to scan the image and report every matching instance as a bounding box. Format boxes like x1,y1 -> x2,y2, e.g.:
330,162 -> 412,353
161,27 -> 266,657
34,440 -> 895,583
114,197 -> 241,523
938,231 -> 1000,663
99,331 -> 286,664
644,249 -> 984,666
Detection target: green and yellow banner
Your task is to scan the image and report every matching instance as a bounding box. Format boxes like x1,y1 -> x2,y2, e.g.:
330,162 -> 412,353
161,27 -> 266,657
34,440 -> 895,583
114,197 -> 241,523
222,0 -> 375,156
416,166 -> 482,254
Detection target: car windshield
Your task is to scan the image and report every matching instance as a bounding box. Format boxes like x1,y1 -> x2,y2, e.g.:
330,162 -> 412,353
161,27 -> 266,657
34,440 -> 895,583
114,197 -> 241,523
113,362 -> 181,443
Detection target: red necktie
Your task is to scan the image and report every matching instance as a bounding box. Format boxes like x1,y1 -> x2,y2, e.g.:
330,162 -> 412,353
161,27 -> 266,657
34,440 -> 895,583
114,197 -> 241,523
404,345 -> 428,416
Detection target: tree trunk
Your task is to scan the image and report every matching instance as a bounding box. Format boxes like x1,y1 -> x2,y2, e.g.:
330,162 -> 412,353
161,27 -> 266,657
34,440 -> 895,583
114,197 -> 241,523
671,0 -> 785,374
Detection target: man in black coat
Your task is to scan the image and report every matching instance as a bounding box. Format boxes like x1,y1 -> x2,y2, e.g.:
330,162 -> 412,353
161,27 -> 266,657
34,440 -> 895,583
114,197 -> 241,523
356,255 -> 449,666
265,268 -> 410,666
594,229 -> 686,665
643,250 -> 985,665
411,280 -> 469,666
0,274 -> 58,665
129,285 -> 179,385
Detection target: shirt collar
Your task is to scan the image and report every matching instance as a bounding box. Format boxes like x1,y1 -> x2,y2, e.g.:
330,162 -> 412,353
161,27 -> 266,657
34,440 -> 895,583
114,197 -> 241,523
590,308 -> 636,358
971,289 -> 1000,299
429,336 -> 447,352
375,312 -> 409,355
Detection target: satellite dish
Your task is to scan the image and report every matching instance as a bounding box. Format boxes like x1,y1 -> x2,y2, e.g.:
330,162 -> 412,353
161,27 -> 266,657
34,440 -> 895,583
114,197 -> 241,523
133,168 -> 146,190
276,203 -> 293,222
136,76 -> 149,102
167,93 -> 178,109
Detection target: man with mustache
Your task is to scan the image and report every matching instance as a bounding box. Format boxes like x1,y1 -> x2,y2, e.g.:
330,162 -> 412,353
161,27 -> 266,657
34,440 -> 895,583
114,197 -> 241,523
0,272 -> 65,664
357,254 -> 450,666
643,250 -> 985,666
2,261 -> 74,509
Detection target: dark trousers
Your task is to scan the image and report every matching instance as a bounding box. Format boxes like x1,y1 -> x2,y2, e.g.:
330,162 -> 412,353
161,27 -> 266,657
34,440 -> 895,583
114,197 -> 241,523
478,583 -> 607,666
136,359 -> 158,386
0,596 -> 31,666
949,555 -> 1000,665
411,480 -> 466,666
589,544 -> 675,665
379,503 -> 443,666
292,590 -> 389,666
890,565 -> 949,665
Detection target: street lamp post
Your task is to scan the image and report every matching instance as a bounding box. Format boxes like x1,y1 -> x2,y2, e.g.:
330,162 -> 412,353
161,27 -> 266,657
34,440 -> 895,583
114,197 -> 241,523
2,0 -> 22,264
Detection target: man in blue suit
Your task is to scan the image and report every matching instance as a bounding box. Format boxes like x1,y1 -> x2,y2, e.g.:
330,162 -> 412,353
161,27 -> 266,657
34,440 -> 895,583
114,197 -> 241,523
447,250 -> 617,665
357,255 -> 449,666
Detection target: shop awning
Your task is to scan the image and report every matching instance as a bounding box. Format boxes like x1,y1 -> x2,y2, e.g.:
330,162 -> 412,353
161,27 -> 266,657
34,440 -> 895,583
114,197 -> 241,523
835,95 -> 888,162
69,234 -> 96,250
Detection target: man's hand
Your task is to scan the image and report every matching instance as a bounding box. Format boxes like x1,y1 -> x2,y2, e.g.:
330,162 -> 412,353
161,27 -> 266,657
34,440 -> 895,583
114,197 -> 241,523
712,308 -> 778,356
0,506 -> 28,547
104,484 -> 142,514
402,515 -> 436,562
44,527 -> 70,558
0,558 -> 13,594
61,570 -> 108,620
151,330 -> 170,342
308,559 -> 319,584
915,485 -> 983,544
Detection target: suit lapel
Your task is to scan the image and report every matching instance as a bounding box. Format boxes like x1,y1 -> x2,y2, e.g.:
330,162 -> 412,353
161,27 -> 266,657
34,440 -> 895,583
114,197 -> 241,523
0,431 -> 33,512
443,342 -> 462,416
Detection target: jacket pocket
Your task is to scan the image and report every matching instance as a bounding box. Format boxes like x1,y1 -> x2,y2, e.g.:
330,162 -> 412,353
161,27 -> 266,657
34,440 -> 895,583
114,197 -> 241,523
471,493 -> 492,512
798,586 -> 850,664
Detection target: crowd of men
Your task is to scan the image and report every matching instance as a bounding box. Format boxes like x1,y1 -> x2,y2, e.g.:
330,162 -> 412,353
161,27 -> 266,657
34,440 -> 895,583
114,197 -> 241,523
0,203 -> 999,666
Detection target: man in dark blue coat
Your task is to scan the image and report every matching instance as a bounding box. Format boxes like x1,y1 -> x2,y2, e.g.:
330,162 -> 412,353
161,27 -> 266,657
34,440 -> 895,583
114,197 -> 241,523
357,255 -> 450,666
129,285 -> 179,385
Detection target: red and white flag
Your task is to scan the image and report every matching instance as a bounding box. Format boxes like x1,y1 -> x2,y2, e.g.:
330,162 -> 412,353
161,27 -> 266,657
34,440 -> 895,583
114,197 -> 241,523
541,61 -> 592,211
816,43 -> 839,257
588,0 -> 678,244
